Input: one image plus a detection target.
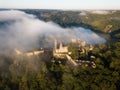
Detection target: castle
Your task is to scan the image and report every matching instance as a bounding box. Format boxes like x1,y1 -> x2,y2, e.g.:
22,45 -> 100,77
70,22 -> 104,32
14,39 -> 96,68
53,39 -> 87,58
53,39 -> 69,58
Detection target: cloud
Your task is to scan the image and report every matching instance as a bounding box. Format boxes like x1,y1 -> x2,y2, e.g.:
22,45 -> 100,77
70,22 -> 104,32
79,11 -> 87,16
89,10 -> 111,15
0,10 -> 106,51
79,10 -> 111,15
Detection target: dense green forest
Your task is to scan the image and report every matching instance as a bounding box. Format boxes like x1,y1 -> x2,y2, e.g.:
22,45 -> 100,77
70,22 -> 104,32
0,41 -> 120,90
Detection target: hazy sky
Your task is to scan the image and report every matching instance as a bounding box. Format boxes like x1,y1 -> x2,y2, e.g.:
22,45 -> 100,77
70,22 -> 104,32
0,0 -> 120,10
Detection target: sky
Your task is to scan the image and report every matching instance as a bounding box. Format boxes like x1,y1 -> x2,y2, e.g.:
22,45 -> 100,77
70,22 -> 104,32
0,0 -> 120,10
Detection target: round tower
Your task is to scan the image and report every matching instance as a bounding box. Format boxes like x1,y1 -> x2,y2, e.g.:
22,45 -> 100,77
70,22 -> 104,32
54,39 -> 57,52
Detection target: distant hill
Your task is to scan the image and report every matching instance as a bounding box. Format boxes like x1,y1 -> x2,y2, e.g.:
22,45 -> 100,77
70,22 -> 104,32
2,9 -> 119,34
0,8 -> 11,11
22,9 -> 120,41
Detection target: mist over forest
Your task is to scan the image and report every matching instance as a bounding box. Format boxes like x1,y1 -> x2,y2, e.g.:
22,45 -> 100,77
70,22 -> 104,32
0,9 -> 120,90
0,10 -> 106,51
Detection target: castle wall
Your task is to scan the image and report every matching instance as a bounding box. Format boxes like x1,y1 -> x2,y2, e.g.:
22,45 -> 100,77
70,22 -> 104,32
14,49 -> 44,57
55,46 -> 68,53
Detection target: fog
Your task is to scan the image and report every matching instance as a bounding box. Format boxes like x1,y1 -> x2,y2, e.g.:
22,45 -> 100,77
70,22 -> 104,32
90,10 -> 111,14
0,10 -> 106,50
80,10 -> 114,16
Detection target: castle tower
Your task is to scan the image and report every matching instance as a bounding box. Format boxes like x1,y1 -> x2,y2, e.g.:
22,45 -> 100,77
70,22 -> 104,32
54,39 -> 57,52
59,41 -> 63,49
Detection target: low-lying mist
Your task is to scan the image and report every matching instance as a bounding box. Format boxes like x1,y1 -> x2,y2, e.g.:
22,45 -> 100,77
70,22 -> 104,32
0,10 -> 106,51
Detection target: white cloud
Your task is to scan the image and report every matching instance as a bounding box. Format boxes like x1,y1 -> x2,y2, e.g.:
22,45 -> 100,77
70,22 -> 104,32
0,10 -> 106,50
90,10 -> 111,14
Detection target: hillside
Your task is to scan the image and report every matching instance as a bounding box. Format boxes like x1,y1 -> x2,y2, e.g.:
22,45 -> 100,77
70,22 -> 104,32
21,10 -> 120,41
22,10 -> 120,32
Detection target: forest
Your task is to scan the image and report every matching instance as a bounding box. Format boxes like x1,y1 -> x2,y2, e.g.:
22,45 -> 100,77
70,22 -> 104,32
0,41 -> 120,90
